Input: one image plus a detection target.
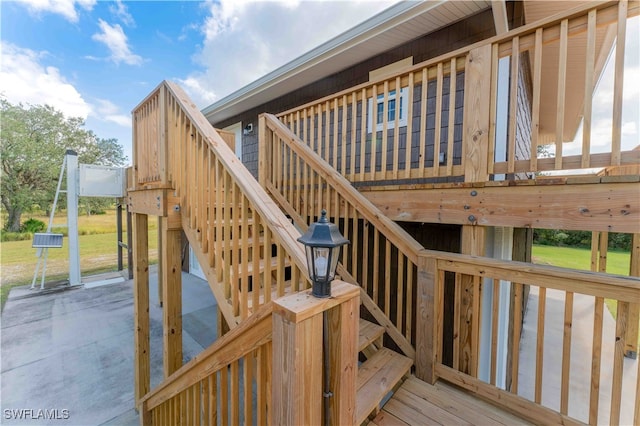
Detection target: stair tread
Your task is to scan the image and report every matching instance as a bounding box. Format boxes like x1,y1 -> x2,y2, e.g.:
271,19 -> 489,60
358,319 -> 385,353
227,256 -> 291,277
356,348 -> 412,425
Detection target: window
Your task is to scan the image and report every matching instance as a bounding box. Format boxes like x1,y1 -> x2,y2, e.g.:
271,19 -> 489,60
367,87 -> 409,133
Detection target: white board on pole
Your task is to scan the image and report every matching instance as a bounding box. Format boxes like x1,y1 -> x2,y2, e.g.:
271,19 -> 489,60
79,164 -> 125,197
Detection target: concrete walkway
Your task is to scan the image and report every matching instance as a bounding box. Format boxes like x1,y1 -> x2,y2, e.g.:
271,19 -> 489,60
518,287 -> 638,425
1,267 -> 218,426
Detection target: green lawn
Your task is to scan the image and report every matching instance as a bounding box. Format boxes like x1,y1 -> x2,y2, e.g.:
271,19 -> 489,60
1,210 -> 158,309
532,244 -> 633,322
532,244 -> 631,276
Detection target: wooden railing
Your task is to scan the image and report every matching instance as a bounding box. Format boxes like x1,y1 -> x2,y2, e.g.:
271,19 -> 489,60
132,81 -> 311,327
138,281 -> 360,426
416,250 -> 640,426
276,1 -> 639,185
260,113 -> 421,358
140,302 -> 273,425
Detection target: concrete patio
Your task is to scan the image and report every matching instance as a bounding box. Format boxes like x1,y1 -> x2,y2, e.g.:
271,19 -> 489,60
1,266 -> 217,425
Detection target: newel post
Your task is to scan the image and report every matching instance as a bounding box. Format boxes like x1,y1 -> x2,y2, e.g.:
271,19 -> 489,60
415,250 -> 439,384
272,280 -> 359,425
462,44 -> 492,183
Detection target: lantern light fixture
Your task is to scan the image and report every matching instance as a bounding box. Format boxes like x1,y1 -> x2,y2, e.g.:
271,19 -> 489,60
297,209 -> 349,298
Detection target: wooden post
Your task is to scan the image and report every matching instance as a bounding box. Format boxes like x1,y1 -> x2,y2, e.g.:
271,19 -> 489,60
625,233 -> 639,358
133,213 -> 150,407
328,288 -> 359,425
462,44 -> 492,183
459,225 -> 486,375
258,114 -> 268,188
161,216 -> 183,378
157,216 -> 163,307
416,251 -> 439,384
272,281 -> 359,425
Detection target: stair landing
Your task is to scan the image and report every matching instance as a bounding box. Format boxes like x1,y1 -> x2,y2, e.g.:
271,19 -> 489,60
370,376 -> 534,425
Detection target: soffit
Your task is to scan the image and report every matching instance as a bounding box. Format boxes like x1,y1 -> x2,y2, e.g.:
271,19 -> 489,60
524,1 -> 616,144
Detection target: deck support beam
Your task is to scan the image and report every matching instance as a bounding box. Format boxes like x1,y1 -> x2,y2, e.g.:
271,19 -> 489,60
161,216 -> 183,378
361,181 -> 640,234
133,213 -> 150,407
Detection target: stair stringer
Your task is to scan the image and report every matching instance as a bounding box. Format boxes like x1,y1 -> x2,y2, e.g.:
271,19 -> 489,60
181,215 -> 240,330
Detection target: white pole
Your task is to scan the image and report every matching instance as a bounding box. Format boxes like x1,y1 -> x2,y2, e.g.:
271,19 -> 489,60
66,150 -> 81,286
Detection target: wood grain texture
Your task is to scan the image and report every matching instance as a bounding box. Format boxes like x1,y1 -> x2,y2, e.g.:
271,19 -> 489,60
415,254 -> 438,384
363,181 -> 640,233
133,213 -> 150,407
161,221 -> 182,378
462,44 -> 492,183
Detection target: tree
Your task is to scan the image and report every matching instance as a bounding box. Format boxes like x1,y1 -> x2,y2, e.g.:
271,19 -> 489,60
1,98 -> 127,231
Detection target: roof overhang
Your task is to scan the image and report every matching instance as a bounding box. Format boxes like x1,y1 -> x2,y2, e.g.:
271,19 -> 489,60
202,0 -> 491,124
523,1 -> 617,144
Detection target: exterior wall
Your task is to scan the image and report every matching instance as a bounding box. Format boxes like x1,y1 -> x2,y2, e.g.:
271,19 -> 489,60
212,8 -> 496,178
291,72 -> 465,186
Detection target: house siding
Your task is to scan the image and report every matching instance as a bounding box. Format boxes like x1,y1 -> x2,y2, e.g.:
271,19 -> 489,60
212,8 -> 496,178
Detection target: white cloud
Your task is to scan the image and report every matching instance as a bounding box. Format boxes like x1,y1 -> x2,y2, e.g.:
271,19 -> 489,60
176,77 -> 217,108
92,19 -> 143,66
109,0 -> 135,27
93,99 -> 131,127
15,0 -> 95,23
180,0 -> 397,108
0,42 -> 90,119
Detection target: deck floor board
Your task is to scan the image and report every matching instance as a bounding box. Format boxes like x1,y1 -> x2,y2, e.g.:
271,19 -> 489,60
370,376 -> 534,426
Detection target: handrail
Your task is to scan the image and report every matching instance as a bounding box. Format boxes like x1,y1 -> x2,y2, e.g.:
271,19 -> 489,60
426,249 -> 640,301
275,1 -> 639,184
260,112 -> 422,356
262,113 -> 423,262
133,81 -> 311,327
140,302 -> 273,424
416,248 -> 640,425
163,80 -> 308,276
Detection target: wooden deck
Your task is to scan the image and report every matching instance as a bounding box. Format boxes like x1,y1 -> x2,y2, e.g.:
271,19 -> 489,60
370,376 -> 533,426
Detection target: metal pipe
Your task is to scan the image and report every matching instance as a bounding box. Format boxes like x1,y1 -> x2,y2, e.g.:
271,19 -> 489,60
117,203 -> 123,271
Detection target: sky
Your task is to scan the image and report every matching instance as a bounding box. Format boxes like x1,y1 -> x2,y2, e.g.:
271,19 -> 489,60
0,0 -> 397,164
0,1 -> 638,167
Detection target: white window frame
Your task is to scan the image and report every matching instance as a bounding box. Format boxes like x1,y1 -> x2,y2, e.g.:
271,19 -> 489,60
367,87 -> 409,133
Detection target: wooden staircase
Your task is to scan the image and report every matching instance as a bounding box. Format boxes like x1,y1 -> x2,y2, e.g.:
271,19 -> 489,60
357,318 -> 413,424
188,199 -> 412,422
132,81 -> 416,424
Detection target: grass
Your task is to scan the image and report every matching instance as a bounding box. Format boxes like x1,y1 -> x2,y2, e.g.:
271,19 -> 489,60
532,244 -> 638,347
1,210 -> 158,310
532,244 -> 631,276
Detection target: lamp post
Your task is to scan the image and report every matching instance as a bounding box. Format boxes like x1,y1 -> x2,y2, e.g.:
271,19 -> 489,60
298,210 -> 349,425
297,209 -> 349,298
